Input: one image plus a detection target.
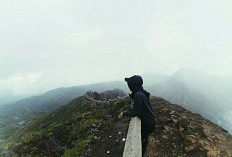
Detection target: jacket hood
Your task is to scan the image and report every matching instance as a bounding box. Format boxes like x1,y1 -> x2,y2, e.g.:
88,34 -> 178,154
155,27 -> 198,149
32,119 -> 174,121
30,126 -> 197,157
125,76 -> 150,100
125,75 -> 143,86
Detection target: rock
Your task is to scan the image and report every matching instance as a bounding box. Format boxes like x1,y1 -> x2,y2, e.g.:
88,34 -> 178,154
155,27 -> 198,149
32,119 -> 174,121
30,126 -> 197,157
122,138 -> 126,142
203,128 -> 211,137
171,115 -> 177,120
215,133 -> 224,141
202,124 -> 212,137
184,145 -> 195,152
162,108 -> 169,111
172,137 -> 177,141
171,143 -> 176,148
162,135 -> 168,139
220,150 -> 231,157
185,135 -> 196,144
189,122 -> 198,129
171,118 -> 178,123
107,151 -> 110,154
179,126 -> 185,132
207,149 -> 220,157
170,111 -> 175,115
180,115 -> 187,120
164,125 -> 171,132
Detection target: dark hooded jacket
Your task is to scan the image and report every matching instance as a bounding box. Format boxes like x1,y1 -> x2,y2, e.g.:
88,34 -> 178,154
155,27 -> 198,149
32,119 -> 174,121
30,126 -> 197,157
123,77 -> 156,126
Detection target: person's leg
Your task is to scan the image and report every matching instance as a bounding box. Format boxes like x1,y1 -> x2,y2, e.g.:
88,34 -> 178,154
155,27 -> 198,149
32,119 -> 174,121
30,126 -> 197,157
141,124 -> 150,157
141,123 -> 156,157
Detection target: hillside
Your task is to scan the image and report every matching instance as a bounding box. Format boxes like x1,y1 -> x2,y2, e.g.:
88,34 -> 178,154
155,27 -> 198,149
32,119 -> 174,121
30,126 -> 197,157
86,95 -> 232,157
0,81 -> 128,143
147,96 -> 232,157
1,90 -> 232,157
0,90 -> 130,157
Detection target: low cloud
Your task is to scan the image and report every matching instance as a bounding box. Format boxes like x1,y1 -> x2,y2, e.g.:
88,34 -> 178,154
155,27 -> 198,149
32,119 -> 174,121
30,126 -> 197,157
0,0 -> 232,95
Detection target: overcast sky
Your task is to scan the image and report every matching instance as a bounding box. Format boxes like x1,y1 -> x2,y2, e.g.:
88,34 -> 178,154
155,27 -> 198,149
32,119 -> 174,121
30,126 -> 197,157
1,0 -> 232,95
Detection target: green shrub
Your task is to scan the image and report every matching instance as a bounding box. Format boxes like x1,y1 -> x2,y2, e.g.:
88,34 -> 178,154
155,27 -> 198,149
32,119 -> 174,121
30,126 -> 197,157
1,97 -> 107,157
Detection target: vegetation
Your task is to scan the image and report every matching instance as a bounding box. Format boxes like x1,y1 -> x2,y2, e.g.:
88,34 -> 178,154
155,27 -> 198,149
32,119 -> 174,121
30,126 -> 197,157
0,96 -> 107,157
110,98 -> 130,120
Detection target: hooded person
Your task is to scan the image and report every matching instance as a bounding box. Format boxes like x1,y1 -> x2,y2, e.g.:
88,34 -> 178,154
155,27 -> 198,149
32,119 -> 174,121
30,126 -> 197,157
119,75 -> 156,157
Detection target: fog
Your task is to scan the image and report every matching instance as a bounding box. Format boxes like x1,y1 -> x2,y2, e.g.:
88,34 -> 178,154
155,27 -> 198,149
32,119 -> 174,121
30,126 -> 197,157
1,0 -> 232,100
141,70 -> 232,133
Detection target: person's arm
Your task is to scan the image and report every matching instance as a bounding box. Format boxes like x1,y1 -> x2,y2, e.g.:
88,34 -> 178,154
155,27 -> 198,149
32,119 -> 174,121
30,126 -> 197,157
123,108 -> 135,117
123,108 -> 133,113
123,93 -> 142,117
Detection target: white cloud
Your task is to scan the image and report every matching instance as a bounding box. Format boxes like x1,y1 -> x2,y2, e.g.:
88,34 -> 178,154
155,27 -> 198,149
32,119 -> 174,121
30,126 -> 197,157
0,72 -> 44,95
0,0 -> 232,95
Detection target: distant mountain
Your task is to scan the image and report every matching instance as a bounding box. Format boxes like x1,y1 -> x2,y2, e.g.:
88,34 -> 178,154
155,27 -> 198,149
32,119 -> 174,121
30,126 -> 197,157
0,93 -> 27,106
141,73 -> 168,86
146,69 -> 232,134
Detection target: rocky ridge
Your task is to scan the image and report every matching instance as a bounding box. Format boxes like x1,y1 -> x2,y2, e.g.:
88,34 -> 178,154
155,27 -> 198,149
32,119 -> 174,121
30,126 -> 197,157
3,89 -> 232,157
82,92 -> 232,157
147,96 -> 232,157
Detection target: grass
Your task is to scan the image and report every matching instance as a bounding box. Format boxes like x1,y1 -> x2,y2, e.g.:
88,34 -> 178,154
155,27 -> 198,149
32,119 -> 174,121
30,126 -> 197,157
0,96 -> 131,157
0,96 -> 106,157
110,99 -> 130,121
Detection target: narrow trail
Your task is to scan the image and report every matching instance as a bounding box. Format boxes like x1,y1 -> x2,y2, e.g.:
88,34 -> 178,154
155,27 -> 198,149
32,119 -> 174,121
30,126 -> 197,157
83,95 -> 131,157
85,95 -> 130,133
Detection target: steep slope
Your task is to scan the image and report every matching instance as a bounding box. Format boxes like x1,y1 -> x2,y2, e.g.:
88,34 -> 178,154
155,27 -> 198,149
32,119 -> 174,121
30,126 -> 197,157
84,94 -> 232,157
2,91 -> 232,157
0,90 -> 130,157
0,81 -> 128,142
147,96 -> 232,157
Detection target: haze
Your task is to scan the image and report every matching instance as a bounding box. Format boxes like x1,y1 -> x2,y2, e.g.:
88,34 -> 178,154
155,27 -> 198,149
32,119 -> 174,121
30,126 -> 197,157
1,0 -> 232,97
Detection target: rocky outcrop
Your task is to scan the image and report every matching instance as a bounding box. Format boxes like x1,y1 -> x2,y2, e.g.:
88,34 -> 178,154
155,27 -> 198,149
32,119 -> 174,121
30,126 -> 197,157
84,93 -> 232,157
85,89 -> 126,101
147,96 -> 232,157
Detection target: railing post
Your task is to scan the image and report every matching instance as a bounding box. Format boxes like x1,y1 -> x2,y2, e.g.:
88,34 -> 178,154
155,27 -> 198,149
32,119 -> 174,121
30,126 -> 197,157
123,116 -> 142,157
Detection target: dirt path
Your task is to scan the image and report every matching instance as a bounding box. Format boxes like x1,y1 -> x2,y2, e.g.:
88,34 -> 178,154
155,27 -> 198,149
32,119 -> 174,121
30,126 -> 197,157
82,98 -> 130,157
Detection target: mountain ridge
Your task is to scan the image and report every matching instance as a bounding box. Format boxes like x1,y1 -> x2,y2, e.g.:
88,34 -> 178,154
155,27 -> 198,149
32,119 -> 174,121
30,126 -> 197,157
1,90 -> 232,157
